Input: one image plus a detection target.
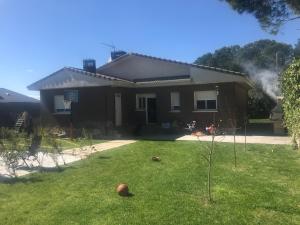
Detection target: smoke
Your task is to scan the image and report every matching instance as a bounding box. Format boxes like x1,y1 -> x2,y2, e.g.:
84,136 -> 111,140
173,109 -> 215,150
242,63 -> 280,100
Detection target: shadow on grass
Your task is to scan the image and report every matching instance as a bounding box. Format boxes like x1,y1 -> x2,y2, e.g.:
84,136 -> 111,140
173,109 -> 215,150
38,167 -> 66,173
137,134 -> 183,141
0,175 -> 43,184
120,192 -> 135,198
0,165 -> 78,184
13,165 -> 67,174
98,156 -> 111,160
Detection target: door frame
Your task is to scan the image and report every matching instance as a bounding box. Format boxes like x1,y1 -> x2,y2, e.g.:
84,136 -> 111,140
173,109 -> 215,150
136,93 -> 156,124
146,97 -> 157,124
114,93 -> 122,126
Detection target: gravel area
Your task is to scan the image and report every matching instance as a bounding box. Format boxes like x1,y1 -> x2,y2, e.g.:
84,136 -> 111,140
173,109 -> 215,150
177,135 -> 292,145
0,140 -> 136,179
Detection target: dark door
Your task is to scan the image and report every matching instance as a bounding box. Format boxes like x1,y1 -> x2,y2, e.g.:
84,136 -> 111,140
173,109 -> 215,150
147,98 -> 157,123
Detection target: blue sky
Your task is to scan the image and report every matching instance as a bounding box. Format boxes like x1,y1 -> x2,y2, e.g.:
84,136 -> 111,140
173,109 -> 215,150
0,0 -> 299,99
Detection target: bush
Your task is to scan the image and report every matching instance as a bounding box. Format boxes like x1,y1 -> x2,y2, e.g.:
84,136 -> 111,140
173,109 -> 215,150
281,59 -> 300,149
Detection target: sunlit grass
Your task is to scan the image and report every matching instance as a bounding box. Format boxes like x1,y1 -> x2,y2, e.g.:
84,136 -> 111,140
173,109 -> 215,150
0,141 -> 299,225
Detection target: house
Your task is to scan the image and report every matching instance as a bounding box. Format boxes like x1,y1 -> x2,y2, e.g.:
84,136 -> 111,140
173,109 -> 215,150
28,52 -> 253,133
0,88 -> 40,127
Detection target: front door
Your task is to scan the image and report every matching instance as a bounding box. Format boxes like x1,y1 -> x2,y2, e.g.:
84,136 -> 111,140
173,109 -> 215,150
147,98 -> 157,123
115,93 -> 122,126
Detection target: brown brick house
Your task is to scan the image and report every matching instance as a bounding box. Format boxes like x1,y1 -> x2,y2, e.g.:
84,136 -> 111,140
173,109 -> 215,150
28,53 -> 253,132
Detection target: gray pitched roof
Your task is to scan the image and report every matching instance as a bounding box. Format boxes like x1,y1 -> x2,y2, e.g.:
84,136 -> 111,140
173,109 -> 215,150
0,88 -> 39,103
28,52 -> 254,91
97,52 -> 247,78
27,67 -> 133,90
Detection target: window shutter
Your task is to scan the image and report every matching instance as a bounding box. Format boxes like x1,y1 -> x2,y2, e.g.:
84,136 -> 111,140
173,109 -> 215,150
194,91 -> 217,110
196,91 -> 217,100
54,95 -> 65,112
171,92 -> 180,110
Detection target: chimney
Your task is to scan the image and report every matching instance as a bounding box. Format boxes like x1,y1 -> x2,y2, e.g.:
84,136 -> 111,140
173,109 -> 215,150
83,59 -> 96,73
109,51 -> 127,62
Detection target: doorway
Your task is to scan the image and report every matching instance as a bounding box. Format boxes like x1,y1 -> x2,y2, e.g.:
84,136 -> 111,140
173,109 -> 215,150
147,98 -> 157,123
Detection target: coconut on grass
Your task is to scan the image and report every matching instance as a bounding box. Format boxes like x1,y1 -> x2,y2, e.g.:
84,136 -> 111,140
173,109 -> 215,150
116,183 -> 129,196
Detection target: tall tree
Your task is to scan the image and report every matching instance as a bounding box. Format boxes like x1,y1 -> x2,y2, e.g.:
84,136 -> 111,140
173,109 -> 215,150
221,0 -> 300,34
194,39 -> 294,118
195,40 -> 294,72
239,40 -> 294,71
195,46 -> 242,72
294,39 -> 300,59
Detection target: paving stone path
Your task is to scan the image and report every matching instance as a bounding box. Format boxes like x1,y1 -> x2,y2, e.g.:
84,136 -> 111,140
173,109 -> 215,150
177,135 -> 291,145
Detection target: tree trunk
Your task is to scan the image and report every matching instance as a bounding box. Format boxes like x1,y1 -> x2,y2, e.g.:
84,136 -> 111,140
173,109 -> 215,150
208,135 -> 214,202
234,132 -> 237,168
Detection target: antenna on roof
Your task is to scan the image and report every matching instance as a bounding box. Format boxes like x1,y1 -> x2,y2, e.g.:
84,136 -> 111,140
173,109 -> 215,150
101,42 -> 116,52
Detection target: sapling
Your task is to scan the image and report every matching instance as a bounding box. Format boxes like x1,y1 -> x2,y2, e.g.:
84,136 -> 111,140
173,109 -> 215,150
39,129 -> 65,169
73,129 -> 93,159
228,119 -> 238,168
192,122 -> 223,203
82,128 -> 95,154
46,134 -> 64,168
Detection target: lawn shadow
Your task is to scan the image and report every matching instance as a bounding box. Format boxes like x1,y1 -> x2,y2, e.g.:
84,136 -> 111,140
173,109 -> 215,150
0,164 -> 78,184
137,134 -> 183,141
18,164 -> 78,173
38,167 -> 66,173
120,192 -> 134,198
0,175 -> 43,184
98,156 -> 111,160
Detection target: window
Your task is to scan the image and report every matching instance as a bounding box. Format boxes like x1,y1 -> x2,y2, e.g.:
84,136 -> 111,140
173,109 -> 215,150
194,90 -> 217,111
136,94 -> 146,110
170,92 -> 180,111
64,90 -> 79,103
54,89 -> 79,113
54,95 -> 68,113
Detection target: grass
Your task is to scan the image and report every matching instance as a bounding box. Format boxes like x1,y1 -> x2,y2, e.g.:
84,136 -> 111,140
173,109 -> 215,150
0,141 -> 299,225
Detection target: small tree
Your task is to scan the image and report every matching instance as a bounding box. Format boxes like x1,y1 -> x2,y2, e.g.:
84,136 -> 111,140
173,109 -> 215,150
192,122 -> 224,203
41,131 -> 64,168
282,59 -> 300,149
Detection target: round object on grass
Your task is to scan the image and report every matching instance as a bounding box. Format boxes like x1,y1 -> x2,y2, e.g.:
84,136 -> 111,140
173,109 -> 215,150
152,156 -> 160,161
116,183 -> 129,196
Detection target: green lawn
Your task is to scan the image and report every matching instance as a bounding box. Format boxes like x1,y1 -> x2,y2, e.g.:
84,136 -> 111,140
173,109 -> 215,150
0,141 -> 299,225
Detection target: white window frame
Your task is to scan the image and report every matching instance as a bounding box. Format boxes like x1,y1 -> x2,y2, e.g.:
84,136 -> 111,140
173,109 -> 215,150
170,92 -> 181,112
136,93 -> 156,111
136,94 -> 146,111
193,90 -> 218,112
64,90 -> 79,103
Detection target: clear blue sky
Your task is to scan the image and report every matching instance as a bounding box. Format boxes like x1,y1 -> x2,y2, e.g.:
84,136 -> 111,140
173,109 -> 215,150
0,0 -> 299,99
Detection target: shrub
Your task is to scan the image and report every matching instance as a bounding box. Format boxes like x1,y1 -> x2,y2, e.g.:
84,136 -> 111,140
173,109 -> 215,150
0,128 -> 31,177
281,59 -> 300,149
